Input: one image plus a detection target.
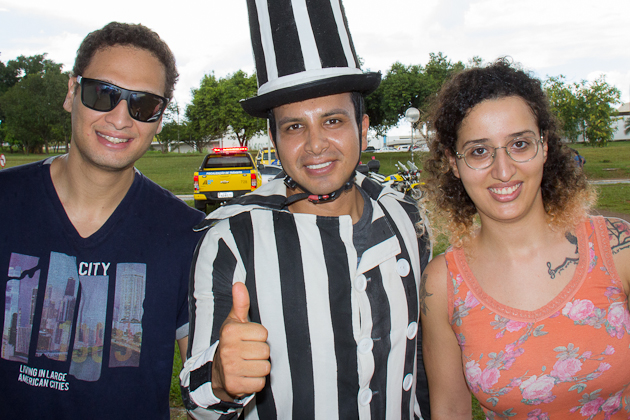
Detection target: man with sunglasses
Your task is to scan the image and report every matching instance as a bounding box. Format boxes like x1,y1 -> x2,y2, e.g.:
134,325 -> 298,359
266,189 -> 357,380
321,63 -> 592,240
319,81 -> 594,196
0,22 -> 204,419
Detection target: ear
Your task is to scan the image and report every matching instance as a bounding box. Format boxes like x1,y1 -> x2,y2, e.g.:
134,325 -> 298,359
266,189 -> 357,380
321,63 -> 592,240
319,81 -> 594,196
63,77 -> 77,113
155,117 -> 163,135
542,137 -> 548,162
360,114 -> 369,151
446,149 -> 461,179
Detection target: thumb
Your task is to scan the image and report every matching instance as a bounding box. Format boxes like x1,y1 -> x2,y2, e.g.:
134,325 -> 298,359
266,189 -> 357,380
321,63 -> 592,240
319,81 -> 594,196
229,282 -> 250,323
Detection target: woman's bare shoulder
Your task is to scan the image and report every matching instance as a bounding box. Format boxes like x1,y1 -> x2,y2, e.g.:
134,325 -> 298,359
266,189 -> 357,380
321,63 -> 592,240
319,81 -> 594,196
603,217 -> 630,255
604,217 -> 630,294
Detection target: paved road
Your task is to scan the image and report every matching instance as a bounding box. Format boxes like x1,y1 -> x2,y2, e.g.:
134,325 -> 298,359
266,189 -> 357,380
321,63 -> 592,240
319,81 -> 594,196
589,179 -> 630,185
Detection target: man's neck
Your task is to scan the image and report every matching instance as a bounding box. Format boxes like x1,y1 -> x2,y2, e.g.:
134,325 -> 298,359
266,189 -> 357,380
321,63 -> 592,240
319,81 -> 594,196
287,185 -> 364,224
49,154 -> 136,238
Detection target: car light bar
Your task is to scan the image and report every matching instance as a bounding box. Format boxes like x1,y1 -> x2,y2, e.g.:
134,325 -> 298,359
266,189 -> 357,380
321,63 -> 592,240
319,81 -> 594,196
213,147 -> 248,154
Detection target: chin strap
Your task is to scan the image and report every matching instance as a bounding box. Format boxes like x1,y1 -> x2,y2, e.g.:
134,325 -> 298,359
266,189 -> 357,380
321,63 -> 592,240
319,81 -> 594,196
283,173 -> 356,207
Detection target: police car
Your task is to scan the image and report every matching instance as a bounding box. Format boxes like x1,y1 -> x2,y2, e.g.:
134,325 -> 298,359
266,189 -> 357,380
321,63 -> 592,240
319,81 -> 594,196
193,147 -> 261,211
255,148 -> 280,166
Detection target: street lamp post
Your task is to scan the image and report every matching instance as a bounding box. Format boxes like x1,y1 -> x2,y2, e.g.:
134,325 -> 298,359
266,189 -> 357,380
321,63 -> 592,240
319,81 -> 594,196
405,107 -> 420,163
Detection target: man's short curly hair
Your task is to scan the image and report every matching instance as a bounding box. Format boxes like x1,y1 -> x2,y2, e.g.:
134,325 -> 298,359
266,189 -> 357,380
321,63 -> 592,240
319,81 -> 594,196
72,22 -> 178,100
423,58 -> 595,244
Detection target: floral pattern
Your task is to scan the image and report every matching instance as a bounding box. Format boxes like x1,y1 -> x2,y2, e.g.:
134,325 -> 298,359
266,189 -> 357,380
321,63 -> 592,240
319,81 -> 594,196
447,218 -> 630,419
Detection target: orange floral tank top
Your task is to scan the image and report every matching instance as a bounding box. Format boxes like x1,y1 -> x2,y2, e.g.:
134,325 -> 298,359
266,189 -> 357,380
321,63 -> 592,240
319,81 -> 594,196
446,216 -> 630,419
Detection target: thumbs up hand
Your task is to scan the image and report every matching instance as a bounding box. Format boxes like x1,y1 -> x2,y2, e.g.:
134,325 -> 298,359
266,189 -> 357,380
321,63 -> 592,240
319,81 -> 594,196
212,282 -> 270,401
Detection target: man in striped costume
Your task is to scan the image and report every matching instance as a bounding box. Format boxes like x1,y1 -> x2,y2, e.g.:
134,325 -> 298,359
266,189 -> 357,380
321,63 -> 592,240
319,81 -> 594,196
180,1 -> 432,419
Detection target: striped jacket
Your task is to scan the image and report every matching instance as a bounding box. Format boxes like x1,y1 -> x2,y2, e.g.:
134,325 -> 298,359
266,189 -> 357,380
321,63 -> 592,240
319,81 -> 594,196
181,174 -> 431,420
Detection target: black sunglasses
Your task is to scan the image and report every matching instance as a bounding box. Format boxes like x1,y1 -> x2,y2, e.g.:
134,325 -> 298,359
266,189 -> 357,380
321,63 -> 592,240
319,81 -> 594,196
77,76 -> 168,123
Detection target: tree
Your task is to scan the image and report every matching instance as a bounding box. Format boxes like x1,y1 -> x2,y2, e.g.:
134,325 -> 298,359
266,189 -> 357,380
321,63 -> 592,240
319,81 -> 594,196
366,62 -> 425,135
364,52 -> 465,136
0,59 -> 19,95
545,75 -> 582,142
220,70 -> 266,147
468,56 -> 484,68
0,56 -> 21,147
545,75 -> 620,146
0,55 -> 70,154
577,77 -> 621,146
184,73 -> 224,152
185,70 -> 266,151
423,52 -> 465,97
157,100 -> 183,152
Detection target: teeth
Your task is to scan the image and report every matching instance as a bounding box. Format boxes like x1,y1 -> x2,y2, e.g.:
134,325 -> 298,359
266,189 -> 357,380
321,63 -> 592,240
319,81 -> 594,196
100,133 -> 130,144
489,184 -> 520,195
307,161 -> 332,170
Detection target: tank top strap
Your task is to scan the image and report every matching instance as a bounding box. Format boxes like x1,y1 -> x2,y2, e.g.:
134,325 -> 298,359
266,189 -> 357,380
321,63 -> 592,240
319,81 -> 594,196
445,246 -> 472,325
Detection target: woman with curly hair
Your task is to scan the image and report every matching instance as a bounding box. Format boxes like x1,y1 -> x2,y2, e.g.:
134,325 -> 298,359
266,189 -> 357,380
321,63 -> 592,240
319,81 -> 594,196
420,58 -> 630,419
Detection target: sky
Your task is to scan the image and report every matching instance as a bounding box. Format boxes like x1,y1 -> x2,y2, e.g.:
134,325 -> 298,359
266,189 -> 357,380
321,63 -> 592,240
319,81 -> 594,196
1,0 -> 629,135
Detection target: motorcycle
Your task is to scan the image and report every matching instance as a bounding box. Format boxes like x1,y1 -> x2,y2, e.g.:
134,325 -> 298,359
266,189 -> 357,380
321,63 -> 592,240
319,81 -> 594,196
369,161 -> 423,201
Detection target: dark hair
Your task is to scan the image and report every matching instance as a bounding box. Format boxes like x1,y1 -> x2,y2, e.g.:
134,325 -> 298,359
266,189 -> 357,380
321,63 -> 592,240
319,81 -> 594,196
424,58 -> 594,242
267,91 -> 365,143
72,22 -> 178,99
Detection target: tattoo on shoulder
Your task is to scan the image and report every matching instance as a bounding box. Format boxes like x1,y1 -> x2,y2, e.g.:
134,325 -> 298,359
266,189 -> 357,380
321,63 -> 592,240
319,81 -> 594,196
607,218 -> 630,255
546,232 -> 579,279
419,272 -> 433,316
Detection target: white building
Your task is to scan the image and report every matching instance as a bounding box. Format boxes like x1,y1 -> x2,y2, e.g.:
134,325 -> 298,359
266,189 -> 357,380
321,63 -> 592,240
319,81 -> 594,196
611,103 -> 630,141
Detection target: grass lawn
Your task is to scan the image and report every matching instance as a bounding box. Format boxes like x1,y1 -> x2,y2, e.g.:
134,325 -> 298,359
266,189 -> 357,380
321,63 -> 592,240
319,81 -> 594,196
170,344 -> 185,408
594,183 -> 630,214
134,151 -> 206,194
570,141 -> 630,180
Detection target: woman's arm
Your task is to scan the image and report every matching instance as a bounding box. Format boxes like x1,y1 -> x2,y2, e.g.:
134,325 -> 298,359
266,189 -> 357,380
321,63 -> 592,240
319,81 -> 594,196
420,254 -> 472,419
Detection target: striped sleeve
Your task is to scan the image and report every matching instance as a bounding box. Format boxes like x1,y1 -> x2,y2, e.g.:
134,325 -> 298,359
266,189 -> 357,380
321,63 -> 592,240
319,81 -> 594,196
379,195 -> 432,419
180,220 -> 253,419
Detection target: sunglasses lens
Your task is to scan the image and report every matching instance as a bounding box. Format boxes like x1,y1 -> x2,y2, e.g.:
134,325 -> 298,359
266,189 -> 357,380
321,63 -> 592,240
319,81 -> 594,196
129,93 -> 166,122
80,77 -> 166,122
81,79 -> 121,112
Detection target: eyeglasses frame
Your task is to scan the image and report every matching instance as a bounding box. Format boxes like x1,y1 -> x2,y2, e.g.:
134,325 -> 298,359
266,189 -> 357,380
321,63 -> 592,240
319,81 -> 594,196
455,136 -> 544,170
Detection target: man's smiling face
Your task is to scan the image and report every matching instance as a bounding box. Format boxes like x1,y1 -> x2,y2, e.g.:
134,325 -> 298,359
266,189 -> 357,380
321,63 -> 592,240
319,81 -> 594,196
273,92 -> 368,196
64,44 -> 166,172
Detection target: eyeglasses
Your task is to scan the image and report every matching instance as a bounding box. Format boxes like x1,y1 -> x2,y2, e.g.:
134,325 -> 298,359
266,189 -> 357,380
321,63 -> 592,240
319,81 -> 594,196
455,136 -> 544,170
76,76 -> 168,123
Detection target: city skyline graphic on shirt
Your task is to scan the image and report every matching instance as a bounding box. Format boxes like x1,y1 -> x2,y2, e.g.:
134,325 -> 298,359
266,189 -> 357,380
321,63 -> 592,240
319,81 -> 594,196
69,273 -> 108,381
2,253 -> 40,363
2,251 -> 147,382
109,263 -> 145,368
36,252 -> 79,362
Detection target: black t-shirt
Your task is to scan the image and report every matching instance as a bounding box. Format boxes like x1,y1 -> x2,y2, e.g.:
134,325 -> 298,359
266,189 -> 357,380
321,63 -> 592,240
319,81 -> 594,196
0,159 -> 204,419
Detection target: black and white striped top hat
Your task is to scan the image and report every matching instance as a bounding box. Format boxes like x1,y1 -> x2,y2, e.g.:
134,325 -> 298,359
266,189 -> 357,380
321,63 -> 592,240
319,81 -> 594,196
241,0 -> 381,118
